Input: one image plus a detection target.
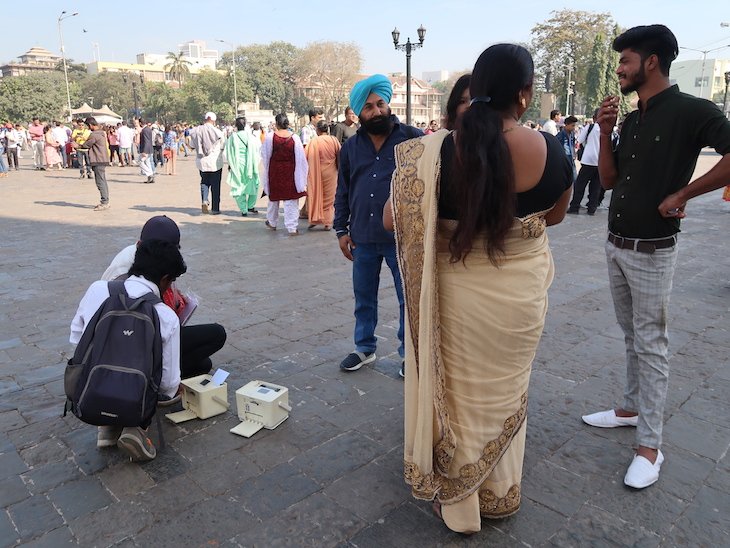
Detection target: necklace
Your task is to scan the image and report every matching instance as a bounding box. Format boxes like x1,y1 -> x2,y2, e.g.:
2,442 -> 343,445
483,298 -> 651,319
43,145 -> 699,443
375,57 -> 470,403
502,125 -> 519,134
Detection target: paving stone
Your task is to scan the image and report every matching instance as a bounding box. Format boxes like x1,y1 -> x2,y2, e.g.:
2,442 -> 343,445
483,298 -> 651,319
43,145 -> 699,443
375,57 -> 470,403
0,451 -> 28,484
21,459 -> 83,495
665,486 -> 730,547
291,431 -> 385,487
662,413 -> 730,461
48,476 -> 114,521
656,445 -> 716,501
346,501 -> 452,547
235,492 -> 364,547
98,463 -> 155,498
322,462 -> 410,522
19,439 -> 72,468
491,496 -> 566,546
230,462 -> 320,520
17,526 -> 77,547
588,478 -> 688,536
68,500 -> 152,547
131,473 -> 208,523
0,510 -> 18,548
186,448 -> 261,496
133,494 -> 259,546
1,156 -> 728,546
522,460 -> 600,517
8,495 -> 63,541
0,410 -> 26,432
545,504 -> 660,548
0,474 -> 30,508
171,415 -> 246,463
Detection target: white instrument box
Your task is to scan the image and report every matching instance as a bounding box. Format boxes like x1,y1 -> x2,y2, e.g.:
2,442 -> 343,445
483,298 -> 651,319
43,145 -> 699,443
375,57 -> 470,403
230,380 -> 291,438
165,374 -> 229,424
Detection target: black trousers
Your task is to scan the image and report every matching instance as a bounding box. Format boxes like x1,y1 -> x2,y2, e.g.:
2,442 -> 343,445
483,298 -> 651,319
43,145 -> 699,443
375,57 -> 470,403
180,323 -> 227,379
6,148 -> 18,169
200,169 -> 222,212
569,164 -> 601,212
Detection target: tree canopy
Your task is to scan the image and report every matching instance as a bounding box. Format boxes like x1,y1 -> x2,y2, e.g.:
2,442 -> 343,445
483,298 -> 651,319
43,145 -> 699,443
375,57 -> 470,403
531,9 -> 616,115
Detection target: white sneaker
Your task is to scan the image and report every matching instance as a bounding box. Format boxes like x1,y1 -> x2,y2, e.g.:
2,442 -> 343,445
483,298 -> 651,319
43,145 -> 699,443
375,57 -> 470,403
624,450 -> 664,489
582,409 -> 638,428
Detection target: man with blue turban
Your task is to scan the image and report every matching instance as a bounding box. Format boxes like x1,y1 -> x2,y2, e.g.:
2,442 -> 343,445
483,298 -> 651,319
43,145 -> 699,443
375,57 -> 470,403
333,74 -> 422,377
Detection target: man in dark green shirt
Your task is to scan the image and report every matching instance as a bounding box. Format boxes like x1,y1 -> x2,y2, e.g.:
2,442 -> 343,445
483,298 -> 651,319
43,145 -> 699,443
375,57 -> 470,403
582,24 -> 730,490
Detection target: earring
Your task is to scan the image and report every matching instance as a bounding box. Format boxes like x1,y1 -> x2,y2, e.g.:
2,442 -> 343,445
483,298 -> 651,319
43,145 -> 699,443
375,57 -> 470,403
520,96 -> 527,108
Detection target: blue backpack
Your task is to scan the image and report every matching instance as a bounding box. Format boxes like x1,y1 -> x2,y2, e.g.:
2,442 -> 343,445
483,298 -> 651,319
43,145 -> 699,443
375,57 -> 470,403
64,281 -> 163,426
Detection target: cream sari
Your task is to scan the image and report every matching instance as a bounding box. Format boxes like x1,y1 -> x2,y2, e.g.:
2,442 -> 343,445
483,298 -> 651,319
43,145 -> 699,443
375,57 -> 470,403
391,130 -> 555,532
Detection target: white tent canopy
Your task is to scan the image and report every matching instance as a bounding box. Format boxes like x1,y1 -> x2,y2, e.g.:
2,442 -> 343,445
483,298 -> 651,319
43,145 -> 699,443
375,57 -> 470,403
69,103 -> 123,125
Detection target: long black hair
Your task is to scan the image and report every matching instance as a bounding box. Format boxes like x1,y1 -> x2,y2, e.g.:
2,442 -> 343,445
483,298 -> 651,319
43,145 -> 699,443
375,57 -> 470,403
444,74 -> 470,130
450,44 -> 534,264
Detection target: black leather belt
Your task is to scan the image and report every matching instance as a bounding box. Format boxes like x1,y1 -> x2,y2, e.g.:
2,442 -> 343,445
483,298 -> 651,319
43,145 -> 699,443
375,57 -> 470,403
608,233 -> 676,254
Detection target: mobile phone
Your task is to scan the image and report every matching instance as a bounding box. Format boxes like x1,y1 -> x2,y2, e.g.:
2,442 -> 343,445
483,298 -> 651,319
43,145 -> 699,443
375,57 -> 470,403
200,379 -> 211,386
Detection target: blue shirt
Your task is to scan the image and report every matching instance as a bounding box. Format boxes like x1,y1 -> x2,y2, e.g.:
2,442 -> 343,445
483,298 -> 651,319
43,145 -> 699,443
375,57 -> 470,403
334,116 -> 422,244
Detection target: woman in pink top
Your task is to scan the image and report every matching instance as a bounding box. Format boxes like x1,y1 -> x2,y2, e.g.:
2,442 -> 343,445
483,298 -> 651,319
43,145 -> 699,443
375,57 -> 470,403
43,125 -> 63,170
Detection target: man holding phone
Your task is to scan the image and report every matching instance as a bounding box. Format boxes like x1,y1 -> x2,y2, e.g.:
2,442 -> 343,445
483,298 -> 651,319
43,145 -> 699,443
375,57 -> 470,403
582,25 -> 730,489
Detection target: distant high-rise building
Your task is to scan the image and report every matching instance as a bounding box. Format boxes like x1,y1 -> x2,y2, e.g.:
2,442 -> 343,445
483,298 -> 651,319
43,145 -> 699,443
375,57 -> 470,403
178,40 -> 219,62
422,70 -> 450,83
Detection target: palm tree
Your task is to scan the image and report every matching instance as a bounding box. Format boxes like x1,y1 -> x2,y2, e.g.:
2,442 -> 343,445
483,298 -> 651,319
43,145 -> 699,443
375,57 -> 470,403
164,52 -> 192,86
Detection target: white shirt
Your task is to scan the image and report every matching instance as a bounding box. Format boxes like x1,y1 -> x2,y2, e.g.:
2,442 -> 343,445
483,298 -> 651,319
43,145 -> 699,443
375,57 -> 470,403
69,275 -> 180,398
543,119 -> 558,136
52,126 -> 69,145
577,123 -> 600,166
117,126 -> 135,149
190,123 -> 224,172
101,244 -> 136,281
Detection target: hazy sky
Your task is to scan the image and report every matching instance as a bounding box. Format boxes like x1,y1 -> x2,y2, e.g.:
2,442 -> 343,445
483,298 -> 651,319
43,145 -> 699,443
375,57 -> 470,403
3,0 -> 729,77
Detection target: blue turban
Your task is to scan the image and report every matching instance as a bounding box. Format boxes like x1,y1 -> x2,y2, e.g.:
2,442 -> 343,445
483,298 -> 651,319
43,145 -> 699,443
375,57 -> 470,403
349,74 -> 393,117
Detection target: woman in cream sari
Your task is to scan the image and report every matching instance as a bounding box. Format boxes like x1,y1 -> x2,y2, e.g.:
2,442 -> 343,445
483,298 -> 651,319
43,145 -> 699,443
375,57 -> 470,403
387,44 -> 573,534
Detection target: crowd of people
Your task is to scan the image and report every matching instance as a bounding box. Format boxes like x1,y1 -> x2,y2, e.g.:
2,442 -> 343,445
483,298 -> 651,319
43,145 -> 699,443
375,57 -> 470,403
58,22 -> 730,537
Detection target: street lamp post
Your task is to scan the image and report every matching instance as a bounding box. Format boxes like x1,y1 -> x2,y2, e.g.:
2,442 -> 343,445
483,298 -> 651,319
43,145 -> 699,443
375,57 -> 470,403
565,65 -> 575,115
392,25 -> 426,126
723,71 -> 730,117
679,44 -> 730,99
217,40 -> 238,115
57,10 -> 78,121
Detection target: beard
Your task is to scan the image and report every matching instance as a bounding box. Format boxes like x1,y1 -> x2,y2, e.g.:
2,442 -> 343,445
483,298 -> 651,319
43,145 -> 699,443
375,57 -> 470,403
361,112 -> 393,135
619,64 -> 647,95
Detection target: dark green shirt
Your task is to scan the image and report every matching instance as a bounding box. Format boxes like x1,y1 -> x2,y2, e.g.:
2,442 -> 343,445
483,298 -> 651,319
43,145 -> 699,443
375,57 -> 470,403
609,85 -> 730,238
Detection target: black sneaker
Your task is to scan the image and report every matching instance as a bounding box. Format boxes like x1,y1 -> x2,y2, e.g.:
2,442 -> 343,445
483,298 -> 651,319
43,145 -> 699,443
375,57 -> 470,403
399,360 -> 405,378
566,208 -> 579,214
340,351 -> 376,372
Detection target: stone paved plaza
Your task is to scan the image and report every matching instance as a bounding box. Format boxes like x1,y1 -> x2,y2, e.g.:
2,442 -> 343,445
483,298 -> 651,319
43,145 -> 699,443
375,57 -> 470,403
1,151 -> 729,547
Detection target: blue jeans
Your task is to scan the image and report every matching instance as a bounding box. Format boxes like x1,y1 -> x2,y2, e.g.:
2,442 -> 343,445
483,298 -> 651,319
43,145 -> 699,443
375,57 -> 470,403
77,150 -> 91,175
351,242 -> 405,358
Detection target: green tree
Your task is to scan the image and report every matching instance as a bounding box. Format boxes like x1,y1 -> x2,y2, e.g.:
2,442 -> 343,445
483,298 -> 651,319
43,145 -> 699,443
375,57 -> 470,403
0,73 -> 72,121
296,41 -> 362,120
222,42 -> 300,112
164,52 -> 192,85
78,72 -> 133,115
584,33 -> 608,115
531,9 -> 615,115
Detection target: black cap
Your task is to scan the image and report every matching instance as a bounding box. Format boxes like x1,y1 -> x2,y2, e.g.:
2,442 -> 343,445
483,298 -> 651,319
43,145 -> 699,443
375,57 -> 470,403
139,215 -> 180,246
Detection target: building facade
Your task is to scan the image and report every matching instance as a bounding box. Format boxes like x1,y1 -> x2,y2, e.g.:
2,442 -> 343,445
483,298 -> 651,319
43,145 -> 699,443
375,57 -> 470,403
1,47 -> 61,78
671,58 -> 730,102
389,74 -> 443,126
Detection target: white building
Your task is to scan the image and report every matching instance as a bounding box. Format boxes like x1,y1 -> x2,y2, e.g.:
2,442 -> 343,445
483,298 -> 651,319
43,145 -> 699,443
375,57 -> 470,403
422,70 -> 450,83
178,40 -> 219,64
670,58 -> 730,102
389,74 -> 443,125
